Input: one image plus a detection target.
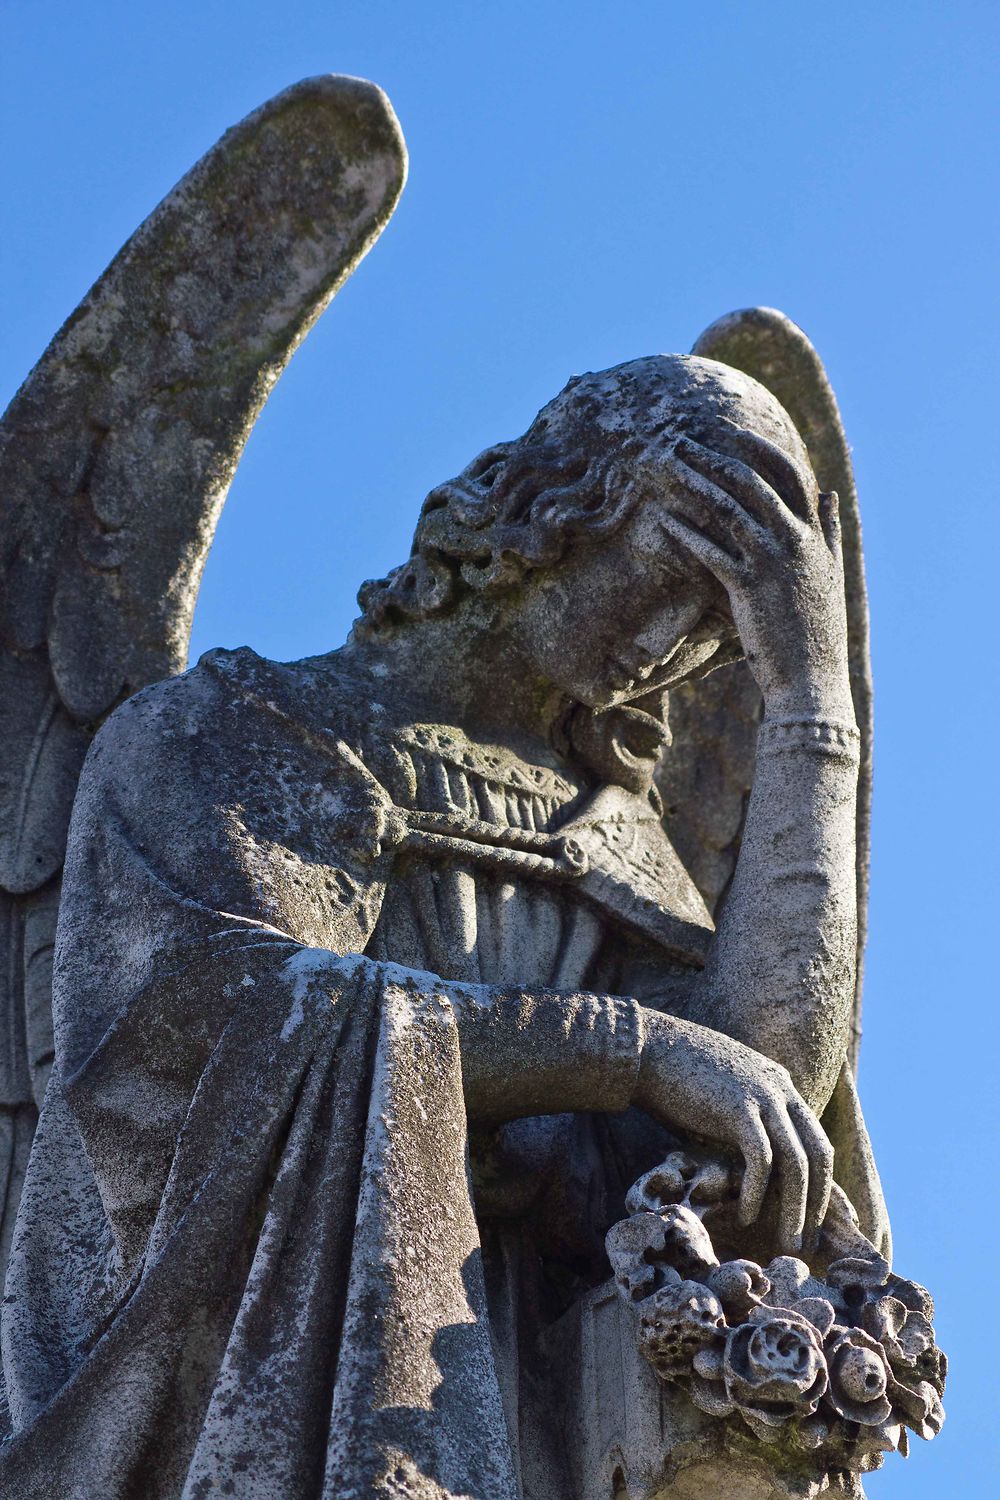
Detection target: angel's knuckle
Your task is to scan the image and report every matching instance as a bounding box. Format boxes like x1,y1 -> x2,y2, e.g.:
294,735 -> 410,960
763,1063 -> 789,1093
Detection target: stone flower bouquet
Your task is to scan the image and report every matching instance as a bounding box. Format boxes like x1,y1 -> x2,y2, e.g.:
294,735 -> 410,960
606,1152 -> 946,1476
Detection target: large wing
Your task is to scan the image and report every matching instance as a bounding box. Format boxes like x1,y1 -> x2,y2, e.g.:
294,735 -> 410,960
0,76 -> 407,1271
657,308 -> 872,1073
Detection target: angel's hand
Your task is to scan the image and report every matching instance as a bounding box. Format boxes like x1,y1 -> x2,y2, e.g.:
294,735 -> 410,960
656,425 -> 853,718
634,1009 -> 834,1253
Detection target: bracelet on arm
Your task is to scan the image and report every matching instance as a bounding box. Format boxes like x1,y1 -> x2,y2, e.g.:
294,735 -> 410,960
757,716 -> 862,760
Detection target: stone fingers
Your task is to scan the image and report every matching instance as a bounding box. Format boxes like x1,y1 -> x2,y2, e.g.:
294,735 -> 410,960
715,420 -> 819,522
674,436 -> 797,541
736,1105 -> 773,1227
654,508 -> 744,587
761,1100 -> 810,1253
660,447 -> 774,562
789,1097 -> 836,1247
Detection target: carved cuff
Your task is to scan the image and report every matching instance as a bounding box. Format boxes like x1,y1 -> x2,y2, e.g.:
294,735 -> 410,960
459,990 -> 644,1120
757,717 -> 861,760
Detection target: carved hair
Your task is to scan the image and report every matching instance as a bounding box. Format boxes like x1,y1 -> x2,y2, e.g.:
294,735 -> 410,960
357,354 -> 807,633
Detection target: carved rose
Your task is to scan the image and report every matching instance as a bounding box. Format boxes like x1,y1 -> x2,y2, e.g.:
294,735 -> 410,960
885,1273 -> 934,1320
637,1281 -> 726,1381
764,1255 -> 840,1311
824,1326 -> 892,1426
891,1379 -> 945,1441
611,1155 -> 946,1468
705,1258 -> 770,1320
861,1295 -> 945,1394
606,1212 -> 678,1302
722,1307 -> 827,1435
605,1204 -> 717,1300
656,1203 -> 718,1280
625,1151 -> 735,1217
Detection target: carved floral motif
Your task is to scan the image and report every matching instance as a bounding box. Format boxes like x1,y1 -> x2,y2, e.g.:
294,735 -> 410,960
607,1151 -> 946,1475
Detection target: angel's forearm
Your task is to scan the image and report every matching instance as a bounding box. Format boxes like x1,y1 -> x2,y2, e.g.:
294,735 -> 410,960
695,710 -> 860,1110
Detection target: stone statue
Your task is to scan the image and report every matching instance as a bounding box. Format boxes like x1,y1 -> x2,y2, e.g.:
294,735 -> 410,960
0,77 -> 944,1498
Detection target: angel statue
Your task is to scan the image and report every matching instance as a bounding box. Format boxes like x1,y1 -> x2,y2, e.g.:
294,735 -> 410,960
0,77 -> 943,1500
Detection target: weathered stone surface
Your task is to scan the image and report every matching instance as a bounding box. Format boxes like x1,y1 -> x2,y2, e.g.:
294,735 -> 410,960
0,77 -> 942,1500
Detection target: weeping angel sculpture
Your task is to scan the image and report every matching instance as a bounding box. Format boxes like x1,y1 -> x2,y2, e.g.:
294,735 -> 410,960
0,78 -> 943,1500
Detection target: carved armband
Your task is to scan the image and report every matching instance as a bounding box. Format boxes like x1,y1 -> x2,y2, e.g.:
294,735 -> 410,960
757,717 -> 861,762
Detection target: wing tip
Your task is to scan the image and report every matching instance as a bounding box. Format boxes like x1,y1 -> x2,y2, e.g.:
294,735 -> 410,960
229,72 -> 409,194
692,306 -> 818,364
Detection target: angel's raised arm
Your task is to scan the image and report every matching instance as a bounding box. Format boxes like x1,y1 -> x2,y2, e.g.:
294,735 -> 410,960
654,310 -> 887,1252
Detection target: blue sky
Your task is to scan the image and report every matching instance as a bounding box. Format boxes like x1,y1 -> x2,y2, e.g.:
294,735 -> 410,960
3,3 -> 997,1492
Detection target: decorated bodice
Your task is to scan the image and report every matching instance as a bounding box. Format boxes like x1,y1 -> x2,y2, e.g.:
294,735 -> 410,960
365,724 -> 627,995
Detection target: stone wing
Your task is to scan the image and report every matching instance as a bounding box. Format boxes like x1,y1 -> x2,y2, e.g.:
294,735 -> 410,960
0,76 -> 406,1274
657,308 -> 872,1072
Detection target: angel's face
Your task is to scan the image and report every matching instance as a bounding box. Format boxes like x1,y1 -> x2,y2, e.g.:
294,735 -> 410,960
506,501 -> 739,710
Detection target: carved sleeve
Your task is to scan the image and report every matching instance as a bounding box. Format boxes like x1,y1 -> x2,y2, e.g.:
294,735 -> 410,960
452,984 -> 644,1123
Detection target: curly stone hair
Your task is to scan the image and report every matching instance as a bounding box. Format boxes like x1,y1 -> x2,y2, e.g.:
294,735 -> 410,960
357,353 -> 808,634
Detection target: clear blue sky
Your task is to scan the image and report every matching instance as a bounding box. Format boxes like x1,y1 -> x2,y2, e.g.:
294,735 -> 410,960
3,3 -> 997,1492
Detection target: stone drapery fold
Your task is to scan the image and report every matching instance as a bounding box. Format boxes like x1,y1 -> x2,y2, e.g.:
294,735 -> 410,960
2,940 -> 518,1498
0,652 -> 522,1497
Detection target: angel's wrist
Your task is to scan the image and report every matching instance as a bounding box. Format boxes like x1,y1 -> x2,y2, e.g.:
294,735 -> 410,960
757,714 -> 861,761
761,678 -> 855,722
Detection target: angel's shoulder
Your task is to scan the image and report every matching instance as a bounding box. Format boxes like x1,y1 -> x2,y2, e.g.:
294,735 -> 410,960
88,646 -> 383,809
87,647 -> 269,770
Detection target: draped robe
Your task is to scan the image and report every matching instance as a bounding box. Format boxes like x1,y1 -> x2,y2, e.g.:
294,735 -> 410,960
0,646 -> 885,1498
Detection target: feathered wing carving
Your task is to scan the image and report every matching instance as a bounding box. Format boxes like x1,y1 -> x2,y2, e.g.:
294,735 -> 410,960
0,75 -> 407,1273
658,308 -> 872,1076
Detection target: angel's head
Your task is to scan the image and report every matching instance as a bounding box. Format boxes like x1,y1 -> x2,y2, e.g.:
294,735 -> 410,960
358,354 -> 811,712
